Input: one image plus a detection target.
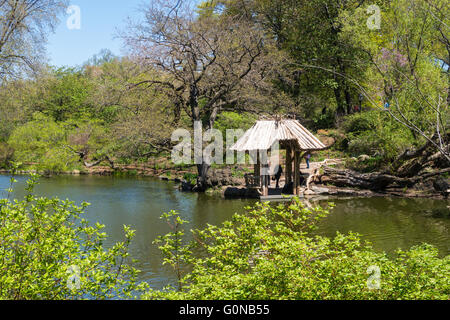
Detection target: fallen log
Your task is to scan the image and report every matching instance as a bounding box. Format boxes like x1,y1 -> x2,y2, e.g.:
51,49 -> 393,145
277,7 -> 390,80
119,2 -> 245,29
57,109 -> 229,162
319,167 -> 421,190
306,159 -> 343,190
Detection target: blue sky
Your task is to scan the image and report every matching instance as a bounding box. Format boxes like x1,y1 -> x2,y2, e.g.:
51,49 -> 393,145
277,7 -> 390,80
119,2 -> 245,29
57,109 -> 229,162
47,1 -> 198,68
47,0 -> 144,67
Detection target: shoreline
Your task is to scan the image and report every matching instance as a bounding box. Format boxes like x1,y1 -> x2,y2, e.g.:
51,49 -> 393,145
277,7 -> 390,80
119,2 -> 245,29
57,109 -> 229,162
1,166 -> 448,201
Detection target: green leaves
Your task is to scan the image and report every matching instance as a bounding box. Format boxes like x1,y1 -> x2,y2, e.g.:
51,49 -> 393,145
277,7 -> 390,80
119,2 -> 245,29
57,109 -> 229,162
0,175 -> 148,300
145,199 -> 449,300
153,211 -> 192,292
42,67 -> 95,122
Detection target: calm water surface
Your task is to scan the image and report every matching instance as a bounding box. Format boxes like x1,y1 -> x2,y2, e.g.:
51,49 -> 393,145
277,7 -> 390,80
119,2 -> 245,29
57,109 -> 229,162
1,175 -> 449,289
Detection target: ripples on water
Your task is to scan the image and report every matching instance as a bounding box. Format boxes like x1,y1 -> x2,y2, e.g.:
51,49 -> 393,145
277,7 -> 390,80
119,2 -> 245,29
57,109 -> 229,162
1,174 -> 449,289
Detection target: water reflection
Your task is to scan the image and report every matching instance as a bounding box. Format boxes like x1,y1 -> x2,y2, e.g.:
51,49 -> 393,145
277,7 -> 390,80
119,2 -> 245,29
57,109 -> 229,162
1,174 -> 448,289
314,197 -> 449,256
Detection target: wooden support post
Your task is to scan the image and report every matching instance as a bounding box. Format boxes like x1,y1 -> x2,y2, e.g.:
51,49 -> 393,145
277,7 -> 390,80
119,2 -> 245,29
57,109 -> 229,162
293,150 -> 299,195
263,173 -> 268,196
254,151 -> 260,182
260,164 -> 268,197
297,152 -> 302,196
259,150 -> 269,197
286,145 -> 292,185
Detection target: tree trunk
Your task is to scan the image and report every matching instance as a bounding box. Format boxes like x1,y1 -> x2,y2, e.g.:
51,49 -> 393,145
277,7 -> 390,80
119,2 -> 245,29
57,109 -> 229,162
390,133 -> 450,177
194,105 -> 220,191
196,162 -> 211,192
344,86 -> 352,115
336,57 -> 352,115
334,87 -> 346,117
319,166 -> 450,191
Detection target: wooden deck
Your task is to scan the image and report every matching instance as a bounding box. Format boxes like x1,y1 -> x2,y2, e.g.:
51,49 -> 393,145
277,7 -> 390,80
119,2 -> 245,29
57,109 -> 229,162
257,162 -> 323,201
258,186 -> 301,201
259,194 -> 302,202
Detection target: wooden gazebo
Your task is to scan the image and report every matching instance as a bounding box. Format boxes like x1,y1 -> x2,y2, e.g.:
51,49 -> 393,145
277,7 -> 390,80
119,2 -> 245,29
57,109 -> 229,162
230,119 -> 327,196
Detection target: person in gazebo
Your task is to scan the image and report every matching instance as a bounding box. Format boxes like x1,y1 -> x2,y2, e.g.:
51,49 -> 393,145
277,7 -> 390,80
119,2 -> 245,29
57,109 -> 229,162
273,164 -> 283,189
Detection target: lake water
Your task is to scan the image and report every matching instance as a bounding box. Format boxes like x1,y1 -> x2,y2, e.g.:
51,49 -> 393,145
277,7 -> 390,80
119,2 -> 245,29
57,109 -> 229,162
1,174 -> 449,290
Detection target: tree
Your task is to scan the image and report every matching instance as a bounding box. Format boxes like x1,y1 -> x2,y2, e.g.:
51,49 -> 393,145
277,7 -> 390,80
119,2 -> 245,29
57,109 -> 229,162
0,0 -> 68,80
87,57 -> 178,160
338,0 -> 450,165
215,0 -> 373,121
38,67 -> 94,122
83,48 -> 117,67
0,77 -> 34,141
120,0 -> 283,190
66,119 -> 116,169
7,112 -> 79,172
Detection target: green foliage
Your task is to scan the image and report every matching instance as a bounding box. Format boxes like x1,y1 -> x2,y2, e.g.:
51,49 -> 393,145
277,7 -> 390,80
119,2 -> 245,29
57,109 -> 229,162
183,173 -> 198,185
346,156 -> 385,173
7,113 -> 78,172
0,80 -> 34,142
144,199 -> 449,300
0,142 -> 13,169
0,173 -> 148,299
7,110 -> 118,172
67,119 -> 115,161
343,111 -> 415,164
339,0 -> 449,156
0,0 -> 447,174
153,211 -> 192,291
231,166 -> 249,178
38,148 -> 78,173
196,0 -> 221,18
0,56 -> 176,170
312,107 -> 337,130
214,112 -> 257,137
83,49 -> 117,67
40,68 -> 94,122
343,112 -> 377,134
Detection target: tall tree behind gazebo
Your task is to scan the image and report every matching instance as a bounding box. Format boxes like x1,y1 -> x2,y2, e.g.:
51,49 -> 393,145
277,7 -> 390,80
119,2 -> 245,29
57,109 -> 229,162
121,0 -> 284,190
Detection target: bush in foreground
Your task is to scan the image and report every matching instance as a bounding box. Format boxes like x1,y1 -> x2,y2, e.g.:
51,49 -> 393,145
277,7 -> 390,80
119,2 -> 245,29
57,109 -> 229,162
0,174 -> 147,300
146,199 -> 449,300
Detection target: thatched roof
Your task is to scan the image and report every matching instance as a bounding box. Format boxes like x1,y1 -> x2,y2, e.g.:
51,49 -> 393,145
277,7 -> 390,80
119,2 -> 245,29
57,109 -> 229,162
230,120 -> 327,152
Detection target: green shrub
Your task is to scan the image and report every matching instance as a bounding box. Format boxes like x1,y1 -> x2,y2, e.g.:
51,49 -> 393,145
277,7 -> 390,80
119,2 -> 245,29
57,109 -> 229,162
183,173 -> 198,185
37,147 -> 79,173
347,156 -> 385,173
312,108 -> 336,130
7,113 -> 115,173
343,112 -> 377,134
8,113 -> 67,164
0,174 -> 147,299
343,111 -> 414,164
145,199 -> 449,300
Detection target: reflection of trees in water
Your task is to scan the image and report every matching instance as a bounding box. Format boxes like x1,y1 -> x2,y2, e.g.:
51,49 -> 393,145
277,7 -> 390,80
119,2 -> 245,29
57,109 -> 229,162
190,195 -> 255,231
317,197 -> 449,216
314,197 -> 450,256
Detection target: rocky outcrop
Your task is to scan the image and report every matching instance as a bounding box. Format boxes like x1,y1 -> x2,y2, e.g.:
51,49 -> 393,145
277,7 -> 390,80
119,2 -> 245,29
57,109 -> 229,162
223,187 -> 261,199
180,181 -> 195,192
316,166 -> 449,198
433,178 -> 449,193
202,168 -> 245,188
317,167 -> 410,190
